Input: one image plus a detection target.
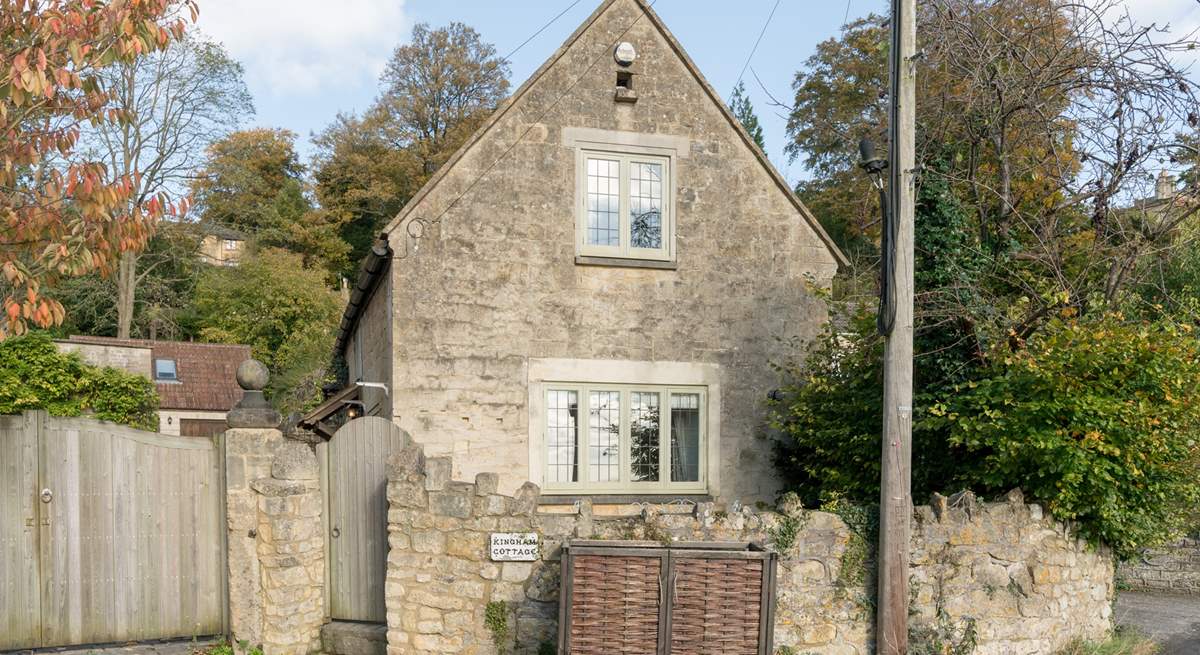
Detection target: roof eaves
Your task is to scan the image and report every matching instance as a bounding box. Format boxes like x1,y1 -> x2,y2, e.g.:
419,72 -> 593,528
333,239 -> 392,355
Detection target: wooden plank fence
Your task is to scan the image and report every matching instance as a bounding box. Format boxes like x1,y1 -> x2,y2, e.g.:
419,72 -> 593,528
0,411 -> 226,650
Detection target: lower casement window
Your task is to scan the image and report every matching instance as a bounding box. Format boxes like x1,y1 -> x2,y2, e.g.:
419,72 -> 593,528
543,384 -> 706,494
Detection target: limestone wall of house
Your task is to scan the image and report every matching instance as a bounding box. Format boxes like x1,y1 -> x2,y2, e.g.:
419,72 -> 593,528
382,0 -> 838,502
1118,536 -> 1200,594
347,271 -> 393,419
385,448 -> 1114,655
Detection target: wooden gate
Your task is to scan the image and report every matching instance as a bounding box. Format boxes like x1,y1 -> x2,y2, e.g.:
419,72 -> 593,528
320,417 -> 411,622
0,411 -> 226,650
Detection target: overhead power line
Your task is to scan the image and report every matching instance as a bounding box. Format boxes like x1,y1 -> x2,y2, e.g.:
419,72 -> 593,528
503,0 -> 586,63
732,0 -> 781,96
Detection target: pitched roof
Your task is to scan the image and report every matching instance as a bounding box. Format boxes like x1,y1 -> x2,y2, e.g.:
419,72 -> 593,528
65,336 -> 251,412
199,222 -> 246,241
380,0 -> 847,268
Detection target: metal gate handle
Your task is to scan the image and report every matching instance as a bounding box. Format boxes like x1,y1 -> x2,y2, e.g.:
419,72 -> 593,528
40,488 -> 52,503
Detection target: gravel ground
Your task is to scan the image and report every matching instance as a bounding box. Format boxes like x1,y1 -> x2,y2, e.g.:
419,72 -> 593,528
1115,591 -> 1200,655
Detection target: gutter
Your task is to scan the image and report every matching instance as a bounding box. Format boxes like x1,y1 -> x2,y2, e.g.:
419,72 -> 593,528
333,238 -> 392,356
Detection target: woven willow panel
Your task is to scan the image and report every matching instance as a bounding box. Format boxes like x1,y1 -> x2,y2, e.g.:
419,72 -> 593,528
669,558 -> 764,655
569,555 -> 662,655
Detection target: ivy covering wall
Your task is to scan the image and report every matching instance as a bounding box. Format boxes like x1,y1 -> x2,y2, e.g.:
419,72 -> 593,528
0,333 -> 159,431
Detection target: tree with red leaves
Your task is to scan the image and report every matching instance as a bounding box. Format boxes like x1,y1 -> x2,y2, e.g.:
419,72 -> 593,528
1,0 -> 197,337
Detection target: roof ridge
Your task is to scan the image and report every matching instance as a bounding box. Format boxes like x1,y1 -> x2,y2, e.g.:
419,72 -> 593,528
380,0 -> 847,267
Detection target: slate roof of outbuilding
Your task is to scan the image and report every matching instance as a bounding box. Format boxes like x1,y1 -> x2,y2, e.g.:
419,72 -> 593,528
66,336 -> 250,412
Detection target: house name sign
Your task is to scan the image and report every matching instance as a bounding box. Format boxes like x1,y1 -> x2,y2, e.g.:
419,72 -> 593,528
489,532 -> 539,561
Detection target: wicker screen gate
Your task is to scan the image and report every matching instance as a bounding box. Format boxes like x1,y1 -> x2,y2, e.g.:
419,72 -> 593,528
557,541 -> 778,655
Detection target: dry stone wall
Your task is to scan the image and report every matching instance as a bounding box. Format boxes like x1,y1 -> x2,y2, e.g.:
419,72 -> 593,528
252,441 -> 326,655
226,428 -> 326,655
225,427 -> 283,649
1117,536 -> 1200,594
385,449 -> 1114,655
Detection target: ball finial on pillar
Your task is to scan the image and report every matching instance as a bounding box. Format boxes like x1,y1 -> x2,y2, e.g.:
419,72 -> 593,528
227,358 -> 281,429
236,359 -> 270,391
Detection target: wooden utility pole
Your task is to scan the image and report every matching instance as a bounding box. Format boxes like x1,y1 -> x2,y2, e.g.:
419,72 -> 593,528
877,0 -> 916,651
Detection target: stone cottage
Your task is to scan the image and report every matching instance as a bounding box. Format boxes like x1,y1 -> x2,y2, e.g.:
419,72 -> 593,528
331,0 -> 846,504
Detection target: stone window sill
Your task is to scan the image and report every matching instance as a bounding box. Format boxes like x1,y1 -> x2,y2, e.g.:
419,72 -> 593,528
539,494 -> 713,505
575,255 -> 677,270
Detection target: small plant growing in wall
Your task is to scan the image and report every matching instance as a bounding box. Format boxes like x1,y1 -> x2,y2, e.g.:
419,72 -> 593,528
485,601 -> 510,654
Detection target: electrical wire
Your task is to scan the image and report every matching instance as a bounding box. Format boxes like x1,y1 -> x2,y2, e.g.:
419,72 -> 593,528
877,182 -> 897,336
502,0 -> 586,63
732,0 -> 781,94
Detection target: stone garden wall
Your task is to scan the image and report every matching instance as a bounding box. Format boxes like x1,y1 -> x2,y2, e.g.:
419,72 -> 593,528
384,447 -> 1115,655
226,428 -> 327,655
1118,536 -> 1200,594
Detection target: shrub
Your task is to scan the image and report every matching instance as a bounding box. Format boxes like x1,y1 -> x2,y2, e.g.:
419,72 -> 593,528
936,316 -> 1200,558
0,333 -> 159,430
767,305 -> 965,508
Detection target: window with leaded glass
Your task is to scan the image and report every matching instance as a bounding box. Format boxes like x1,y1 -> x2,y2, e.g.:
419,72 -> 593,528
576,149 -> 673,262
543,384 -> 705,494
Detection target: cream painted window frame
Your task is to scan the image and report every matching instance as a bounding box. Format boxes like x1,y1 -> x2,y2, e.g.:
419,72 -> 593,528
541,383 -> 707,495
575,147 -> 675,262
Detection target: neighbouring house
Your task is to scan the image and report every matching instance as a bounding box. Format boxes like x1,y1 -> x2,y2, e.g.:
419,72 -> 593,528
318,0 -> 846,503
56,335 -> 250,437
198,222 -> 246,267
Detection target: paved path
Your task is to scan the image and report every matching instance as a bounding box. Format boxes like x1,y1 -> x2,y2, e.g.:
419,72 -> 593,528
5,638 -> 220,655
1116,591 -> 1200,655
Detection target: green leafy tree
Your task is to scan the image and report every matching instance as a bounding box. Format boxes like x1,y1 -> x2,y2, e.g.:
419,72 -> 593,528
313,21 -> 510,276
192,248 -> 342,413
193,129 -> 349,276
769,167 -> 984,506
0,333 -> 159,430
52,220 -> 207,340
728,82 -> 765,152
937,316 -> 1200,558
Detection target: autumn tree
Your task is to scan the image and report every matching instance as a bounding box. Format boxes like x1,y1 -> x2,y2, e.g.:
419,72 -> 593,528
193,128 -> 349,275
729,81 -> 765,152
84,33 -> 252,337
313,21 -> 510,276
787,0 -> 1200,341
1,0 -> 197,337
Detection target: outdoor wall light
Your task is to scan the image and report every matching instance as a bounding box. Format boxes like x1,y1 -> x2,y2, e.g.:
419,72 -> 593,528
344,400 -> 366,420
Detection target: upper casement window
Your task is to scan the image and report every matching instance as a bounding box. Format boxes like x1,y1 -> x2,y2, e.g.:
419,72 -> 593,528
576,149 -> 674,263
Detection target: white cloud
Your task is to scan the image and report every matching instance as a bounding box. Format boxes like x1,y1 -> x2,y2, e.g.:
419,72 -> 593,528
195,0 -> 408,96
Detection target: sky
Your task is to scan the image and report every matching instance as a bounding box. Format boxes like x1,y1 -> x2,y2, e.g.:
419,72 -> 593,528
194,0 -> 1200,186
